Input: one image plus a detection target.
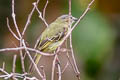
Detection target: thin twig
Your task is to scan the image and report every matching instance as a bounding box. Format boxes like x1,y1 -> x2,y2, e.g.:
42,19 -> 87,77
27,47 -> 55,56
12,55 -> 17,73
0,47 -> 24,52
56,56 -> 61,80
20,42 -> 25,73
70,34 -> 80,79
22,40 -> 44,79
7,18 -> 20,40
71,0 -> 95,31
66,52 -> 77,74
0,68 -> 9,75
40,66 -> 46,80
51,55 -> 57,80
12,0 -> 21,38
2,62 -> 5,70
0,47 -> 55,57
0,68 -> 38,80
33,2 -> 48,27
57,64 -> 61,80
65,39 -> 77,74
69,0 -> 71,16
61,62 -> 69,74
22,0 -> 40,36
43,0 -> 49,19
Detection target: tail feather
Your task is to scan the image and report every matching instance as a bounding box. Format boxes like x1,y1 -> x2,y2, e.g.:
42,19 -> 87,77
28,53 -> 41,73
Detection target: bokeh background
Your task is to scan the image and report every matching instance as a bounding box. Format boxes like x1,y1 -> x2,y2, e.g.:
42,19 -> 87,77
0,0 -> 120,80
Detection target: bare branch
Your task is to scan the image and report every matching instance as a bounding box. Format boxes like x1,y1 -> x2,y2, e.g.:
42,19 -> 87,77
0,47 -> 54,57
70,35 -> 80,79
69,0 -> 71,16
7,18 -> 20,40
40,66 -> 46,80
12,0 -> 22,38
22,40 -> 44,79
33,2 -> 49,27
0,68 -> 9,75
0,69 -> 38,80
51,55 -> 57,80
2,62 -> 5,70
66,52 -> 77,74
71,0 -> 94,31
61,62 -> 69,74
27,48 -> 55,56
19,42 -> 26,73
57,64 -> 61,80
22,0 -> 40,36
12,55 -> 17,73
0,47 -> 24,52
43,0 -> 49,19
56,56 -> 61,80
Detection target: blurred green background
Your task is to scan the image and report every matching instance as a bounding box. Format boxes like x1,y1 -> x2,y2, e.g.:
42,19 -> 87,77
0,0 -> 120,80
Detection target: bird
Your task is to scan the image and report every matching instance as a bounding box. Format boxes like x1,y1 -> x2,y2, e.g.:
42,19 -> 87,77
29,14 -> 77,72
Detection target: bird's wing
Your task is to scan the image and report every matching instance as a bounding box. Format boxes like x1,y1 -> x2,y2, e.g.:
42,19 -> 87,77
37,31 -> 65,51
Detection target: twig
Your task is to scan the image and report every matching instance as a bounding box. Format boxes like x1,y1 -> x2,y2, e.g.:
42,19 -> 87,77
57,64 -> 61,80
56,56 -> 61,80
22,40 -> 44,79
71,0 -> 95,31
2,62 -> 5,70
0,47 -> 54,57
0,68 -> 38,80
12,0 -> 21,38
70,34 -> 80,79
43,0 -> 49,19
68,0 -> 71,16
33,2 -> 49,27
12,55 -> 17,73
0,68 -> 9,75
40,66 -> 46,80
61,62 -> 69,74
27,47 -> 55,56
7,18 -> 20,40
22,0 -> 40,36
20,42 -> 25,73
0,47 -> 24,52
65,39 -> 77,75
51,54 -> 57,80
66,52 -> 77,74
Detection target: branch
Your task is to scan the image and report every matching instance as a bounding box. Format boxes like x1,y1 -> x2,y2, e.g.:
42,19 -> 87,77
51,55 -> 57,80
2,62 -> 5,70
43,0 -> 49,19
33,2 -> 49,27
12,55 -> 17,73
22,40 -> 44,79
22,0 -> 40,36
7,18 -> 20,40
0,47 -> 24,52
12,0 -> 22,38
61,62 -> 69,74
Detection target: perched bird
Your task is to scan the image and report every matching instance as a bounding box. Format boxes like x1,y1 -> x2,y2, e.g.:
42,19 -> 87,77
29,14 -> 77,72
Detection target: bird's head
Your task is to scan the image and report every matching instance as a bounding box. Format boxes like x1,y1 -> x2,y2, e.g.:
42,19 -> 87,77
55,14 -> 78,25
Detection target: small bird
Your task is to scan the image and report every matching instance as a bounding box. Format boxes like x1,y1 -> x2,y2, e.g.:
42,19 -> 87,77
29,14 -> 77,72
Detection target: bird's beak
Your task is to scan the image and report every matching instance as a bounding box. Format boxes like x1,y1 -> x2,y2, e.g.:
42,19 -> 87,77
72,17 -> 78,21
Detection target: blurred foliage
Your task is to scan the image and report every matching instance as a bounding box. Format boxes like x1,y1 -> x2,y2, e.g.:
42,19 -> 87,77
72,10 -> 115,79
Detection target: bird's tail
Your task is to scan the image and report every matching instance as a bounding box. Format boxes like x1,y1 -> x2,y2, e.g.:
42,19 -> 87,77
28,53 -> 41,73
